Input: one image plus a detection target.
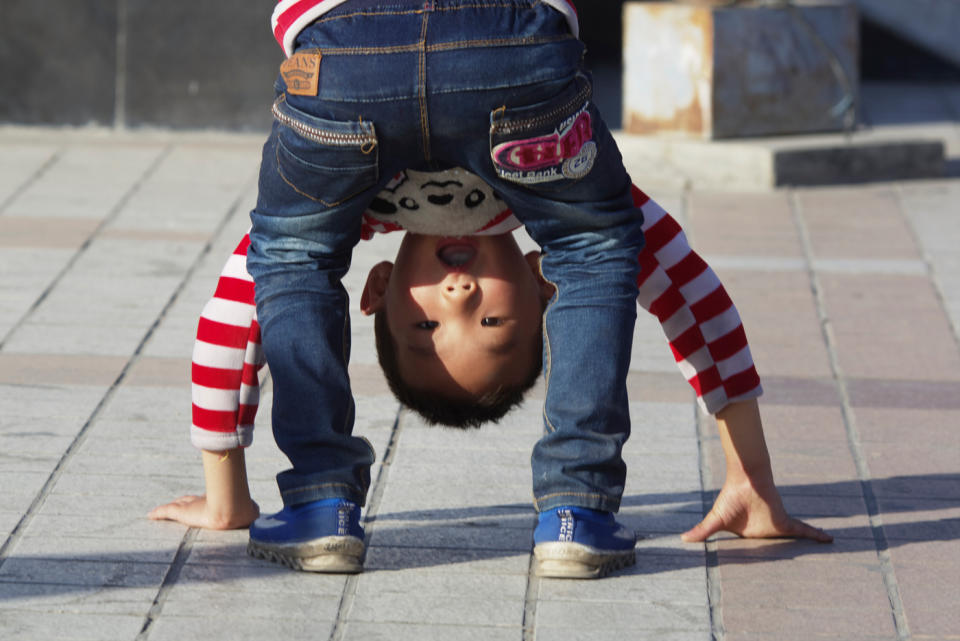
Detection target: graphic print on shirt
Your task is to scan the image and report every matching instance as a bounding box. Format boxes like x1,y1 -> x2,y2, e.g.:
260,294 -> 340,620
363,168 -> 514,237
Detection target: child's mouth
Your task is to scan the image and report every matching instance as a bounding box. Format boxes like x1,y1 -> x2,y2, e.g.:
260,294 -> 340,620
436,239 -> 477,269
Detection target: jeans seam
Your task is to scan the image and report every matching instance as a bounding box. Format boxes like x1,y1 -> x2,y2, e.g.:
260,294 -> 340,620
314,1 -> 542,26
304,34 -> 571,57
540,255 -> 557,434
418,10 -> 431,163
282,482 -> 363,497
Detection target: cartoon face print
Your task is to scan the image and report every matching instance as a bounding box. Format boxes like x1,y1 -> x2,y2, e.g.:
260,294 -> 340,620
364,168 -> 510,236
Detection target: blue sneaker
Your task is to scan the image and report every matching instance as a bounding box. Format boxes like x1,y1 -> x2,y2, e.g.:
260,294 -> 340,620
533,506 -> 637,578
247,498 -> 365,573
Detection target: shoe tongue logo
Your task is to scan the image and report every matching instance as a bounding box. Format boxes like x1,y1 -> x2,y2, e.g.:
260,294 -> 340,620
558,509 -> 575,542
337,505 -> 350,536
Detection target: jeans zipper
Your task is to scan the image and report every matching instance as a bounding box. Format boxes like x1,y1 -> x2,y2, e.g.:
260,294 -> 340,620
272,97 -> 378,153
492,79 -> 592,135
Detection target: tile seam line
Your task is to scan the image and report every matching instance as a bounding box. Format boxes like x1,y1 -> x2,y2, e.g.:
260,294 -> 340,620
0,144 -> 172,352
787,189 -> 911,641
0,149 -> 62,216
328,405 -> 404,641
521,533 -> 540,641
679,186 -> 724,640
695,406 -> 725,641
668,187 -> 723,640
132,178 -> 262,640
893,181 -> 960,352
0,169 -> 255,573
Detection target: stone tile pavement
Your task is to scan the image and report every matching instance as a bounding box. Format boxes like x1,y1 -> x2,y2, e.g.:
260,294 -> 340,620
0,117 -> 958,640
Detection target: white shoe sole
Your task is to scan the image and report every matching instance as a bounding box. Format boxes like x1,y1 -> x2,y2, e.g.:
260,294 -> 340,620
247,535 -> 365,574
534,541 -> 636,579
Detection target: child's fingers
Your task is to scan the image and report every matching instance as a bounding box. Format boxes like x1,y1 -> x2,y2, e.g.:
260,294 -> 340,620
147,496 -> 201,521
680,512 -> 724,543
786,517 -> 833,543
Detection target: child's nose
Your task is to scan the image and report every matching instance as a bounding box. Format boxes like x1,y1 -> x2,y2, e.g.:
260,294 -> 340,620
443,278 -> 478,302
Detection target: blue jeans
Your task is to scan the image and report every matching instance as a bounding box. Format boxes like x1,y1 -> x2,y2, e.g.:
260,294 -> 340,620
247,0 -> 644,513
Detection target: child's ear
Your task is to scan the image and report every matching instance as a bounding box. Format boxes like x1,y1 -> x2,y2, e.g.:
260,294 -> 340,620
524,251 -> 556,302
360,261 -> 393,316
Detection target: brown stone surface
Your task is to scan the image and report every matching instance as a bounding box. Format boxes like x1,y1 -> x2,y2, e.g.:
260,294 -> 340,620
687,191 -> 802,258
820,273 -> 960,381
0,353 -> 127,386
713,270 -> 833,380
797,187 -> 921,260
0,216 -> 101,248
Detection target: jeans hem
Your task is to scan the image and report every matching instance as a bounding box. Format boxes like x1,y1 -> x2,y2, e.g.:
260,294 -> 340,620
280,483 -> 367,508
534,492 -> 621,514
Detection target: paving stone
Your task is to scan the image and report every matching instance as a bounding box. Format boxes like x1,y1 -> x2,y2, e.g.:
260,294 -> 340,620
355,570 -> 527,599
368,520 -> 532,552
536,597 -> 709,632
687,190 -> 801,259
21,512 -> 186,543
538,570 -> 707,606
720,603 -> 897,638
0,611 -> 148,641
364,546 -> 530,574
147,615 -> 335,641
0,582 -> 157,615
0,218 -> 101,250
11,535 -> 178,565
797,187 -> 922,260
537,631 -> 709,641
160,583 -> 342,619
0,143 -> 58,205
0,383 -> 108,422
347,591 -> 523,626
339,622 -> 522,641
177,562 -> 348,595
3,146 -> 164,219
3,322 -> 151,357
0,556 -> 168,588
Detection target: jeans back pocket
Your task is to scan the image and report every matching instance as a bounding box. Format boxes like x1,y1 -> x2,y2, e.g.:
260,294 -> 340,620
272,95 -> 379,207
489,74 -> 596,193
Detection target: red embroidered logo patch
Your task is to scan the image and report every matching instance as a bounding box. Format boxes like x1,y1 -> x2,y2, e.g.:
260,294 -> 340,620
492,106 -> 597,184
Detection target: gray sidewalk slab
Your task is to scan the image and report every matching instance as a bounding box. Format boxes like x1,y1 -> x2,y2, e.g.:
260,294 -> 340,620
1,113 -> 959,641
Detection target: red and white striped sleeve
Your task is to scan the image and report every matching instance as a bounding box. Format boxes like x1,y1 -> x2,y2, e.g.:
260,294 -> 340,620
632,185 -> 763,415
190,234 -> 265,451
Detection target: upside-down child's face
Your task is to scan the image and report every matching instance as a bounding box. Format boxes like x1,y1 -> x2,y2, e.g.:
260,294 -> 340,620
361,232 -> 553,400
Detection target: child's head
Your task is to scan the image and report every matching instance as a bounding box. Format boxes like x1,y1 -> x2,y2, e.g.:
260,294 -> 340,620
361,232 -> 553,428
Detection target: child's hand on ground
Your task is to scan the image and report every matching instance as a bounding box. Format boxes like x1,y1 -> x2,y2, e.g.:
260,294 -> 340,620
148,494 -> 259,530
680,478 -> 832,543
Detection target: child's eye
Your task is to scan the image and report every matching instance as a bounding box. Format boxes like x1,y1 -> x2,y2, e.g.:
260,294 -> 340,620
416,320 -> 438,330
480,317 -> 503,327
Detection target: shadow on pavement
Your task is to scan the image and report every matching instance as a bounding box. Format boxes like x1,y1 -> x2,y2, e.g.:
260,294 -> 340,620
0,473 -> 955,601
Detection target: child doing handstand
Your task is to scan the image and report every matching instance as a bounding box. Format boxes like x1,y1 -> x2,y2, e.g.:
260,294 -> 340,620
151,167 -> 831,576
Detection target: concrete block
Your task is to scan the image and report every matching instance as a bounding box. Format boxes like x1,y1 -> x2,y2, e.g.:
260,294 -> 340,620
614,128 -> 945,189
856,0 -> 960,67
622,1 -> 859,139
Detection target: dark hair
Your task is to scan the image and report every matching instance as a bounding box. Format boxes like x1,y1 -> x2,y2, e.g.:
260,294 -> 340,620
374,310 -> 542,429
